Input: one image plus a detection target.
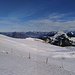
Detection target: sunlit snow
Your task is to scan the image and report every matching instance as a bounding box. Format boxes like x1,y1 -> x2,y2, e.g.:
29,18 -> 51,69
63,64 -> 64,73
0,34 -> 75,75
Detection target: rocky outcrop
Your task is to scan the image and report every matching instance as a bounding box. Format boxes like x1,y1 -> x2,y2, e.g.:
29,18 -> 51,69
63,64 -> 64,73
40,31 -> 75,47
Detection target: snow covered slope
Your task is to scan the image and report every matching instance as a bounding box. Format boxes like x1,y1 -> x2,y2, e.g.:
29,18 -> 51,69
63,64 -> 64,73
0,34 -> 75,75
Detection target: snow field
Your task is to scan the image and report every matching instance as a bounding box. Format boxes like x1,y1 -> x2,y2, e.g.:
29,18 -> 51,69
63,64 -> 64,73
0,34 -> 75,75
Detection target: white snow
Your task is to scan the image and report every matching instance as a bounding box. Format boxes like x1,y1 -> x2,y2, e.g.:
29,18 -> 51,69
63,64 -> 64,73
52,31 -> 68,40
25,37 -> 35,41
70,37 -> 75,42
0,34 -> 75,75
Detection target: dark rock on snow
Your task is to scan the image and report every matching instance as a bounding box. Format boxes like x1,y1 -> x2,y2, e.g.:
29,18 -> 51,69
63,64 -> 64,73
40,31 -> 75,47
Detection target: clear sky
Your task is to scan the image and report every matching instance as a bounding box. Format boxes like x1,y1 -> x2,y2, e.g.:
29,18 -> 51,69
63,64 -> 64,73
0,0 -> 75,32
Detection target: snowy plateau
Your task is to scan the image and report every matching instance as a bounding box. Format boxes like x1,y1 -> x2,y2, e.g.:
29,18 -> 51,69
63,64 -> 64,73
0,34 -> 75,75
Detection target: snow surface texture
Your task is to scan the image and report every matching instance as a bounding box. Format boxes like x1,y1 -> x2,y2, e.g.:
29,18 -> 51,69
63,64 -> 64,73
0,34 -> 75,75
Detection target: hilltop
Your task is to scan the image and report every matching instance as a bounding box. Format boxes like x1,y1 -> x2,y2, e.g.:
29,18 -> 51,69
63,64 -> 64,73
0,34 -> 75,75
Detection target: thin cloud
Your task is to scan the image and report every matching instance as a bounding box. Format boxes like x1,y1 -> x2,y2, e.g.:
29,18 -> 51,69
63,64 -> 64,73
25,19 -> 75,31
0,13 -> 75,31
49,13 -> 66,19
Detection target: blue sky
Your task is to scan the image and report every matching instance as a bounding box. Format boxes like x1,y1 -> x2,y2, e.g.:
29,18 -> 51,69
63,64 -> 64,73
0,0 -> 75,32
